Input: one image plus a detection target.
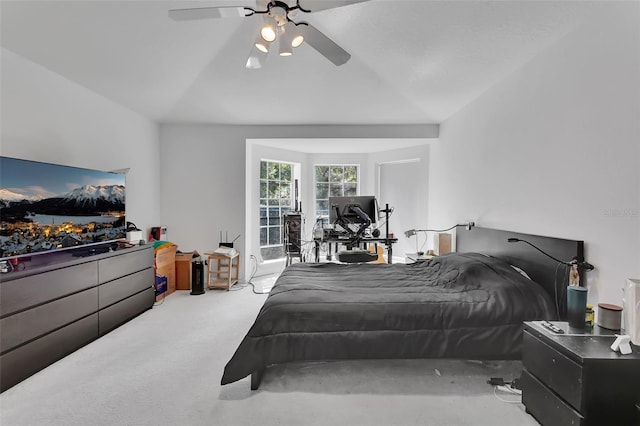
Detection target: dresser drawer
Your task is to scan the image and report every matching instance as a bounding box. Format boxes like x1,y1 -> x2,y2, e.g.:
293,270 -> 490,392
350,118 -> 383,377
98,247 -> 153,284
523,330 -> 583,411
521,369 -> 584,426
98,267 -> 153,309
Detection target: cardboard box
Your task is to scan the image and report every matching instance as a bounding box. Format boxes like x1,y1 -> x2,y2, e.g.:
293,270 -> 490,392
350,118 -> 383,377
435,233 -> 452,255
175,251 -> 199,291
155,244 -> 177,267
155,245 -> 177,296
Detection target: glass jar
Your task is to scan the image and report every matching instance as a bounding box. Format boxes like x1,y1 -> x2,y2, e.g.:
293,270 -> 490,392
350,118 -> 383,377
585,303 -> 594,328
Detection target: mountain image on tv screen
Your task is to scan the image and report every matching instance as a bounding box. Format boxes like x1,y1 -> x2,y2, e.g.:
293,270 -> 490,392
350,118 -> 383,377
0,156 -> 126,259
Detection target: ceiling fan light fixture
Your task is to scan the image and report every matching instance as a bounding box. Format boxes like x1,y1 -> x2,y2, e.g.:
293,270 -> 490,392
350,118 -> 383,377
283,22 -> 304,49
292,34 -> 304,48
260,16 -> 277,42
279,26 -> 293,56
254,33 -> 271,53
168,0 -> 362,68
261,25 -> 276,42
279,42 -> 293,56
246,56 -> 262,69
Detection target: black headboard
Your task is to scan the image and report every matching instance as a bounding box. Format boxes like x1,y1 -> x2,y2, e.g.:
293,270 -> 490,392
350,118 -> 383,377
456,226 -> 584,320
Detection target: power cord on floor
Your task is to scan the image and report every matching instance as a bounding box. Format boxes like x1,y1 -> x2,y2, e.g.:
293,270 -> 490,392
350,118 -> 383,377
487,377 -> 522,404
493,385 -> 522,403
244,254 -> 270,295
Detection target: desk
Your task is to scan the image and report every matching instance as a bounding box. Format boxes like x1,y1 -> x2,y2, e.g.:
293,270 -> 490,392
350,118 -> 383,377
314,236 -> 398,264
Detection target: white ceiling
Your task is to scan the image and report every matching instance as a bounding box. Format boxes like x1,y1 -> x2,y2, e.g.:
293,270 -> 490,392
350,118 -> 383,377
1,1 -> 602,126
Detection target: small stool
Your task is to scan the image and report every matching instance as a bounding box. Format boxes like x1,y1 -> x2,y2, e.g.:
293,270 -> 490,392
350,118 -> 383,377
205,251 -> 240,291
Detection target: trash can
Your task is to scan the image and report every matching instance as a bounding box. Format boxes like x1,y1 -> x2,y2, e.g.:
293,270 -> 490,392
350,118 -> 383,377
190,259 -> 205,295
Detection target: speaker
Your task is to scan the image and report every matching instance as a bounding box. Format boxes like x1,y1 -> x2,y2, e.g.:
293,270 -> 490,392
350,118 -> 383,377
283,213 -> 303,254
190,260 -> 205,295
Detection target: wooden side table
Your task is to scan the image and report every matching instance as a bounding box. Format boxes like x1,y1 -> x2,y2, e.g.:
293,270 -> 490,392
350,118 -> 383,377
205,251 -> 240,291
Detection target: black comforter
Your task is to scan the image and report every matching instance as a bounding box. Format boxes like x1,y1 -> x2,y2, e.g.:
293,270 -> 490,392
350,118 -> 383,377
221,252 -> 555,385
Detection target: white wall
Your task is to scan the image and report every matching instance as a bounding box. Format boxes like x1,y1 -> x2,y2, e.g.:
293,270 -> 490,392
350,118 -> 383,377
428,4 -> 640,306
369,144 -> 431,259
1,48 -> 161,234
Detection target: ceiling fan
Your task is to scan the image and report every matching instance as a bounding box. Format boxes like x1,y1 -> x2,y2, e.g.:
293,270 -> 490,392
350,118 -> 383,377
168,0 -> 370,69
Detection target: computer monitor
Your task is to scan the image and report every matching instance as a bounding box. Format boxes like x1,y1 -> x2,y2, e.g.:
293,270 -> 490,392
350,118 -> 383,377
329,196 -> 377,225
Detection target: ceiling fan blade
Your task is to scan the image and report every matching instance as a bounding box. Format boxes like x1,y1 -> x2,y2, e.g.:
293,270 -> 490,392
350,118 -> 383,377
299,0 -> 370,13
168,6 -> 248,21
300,23 -> 351,66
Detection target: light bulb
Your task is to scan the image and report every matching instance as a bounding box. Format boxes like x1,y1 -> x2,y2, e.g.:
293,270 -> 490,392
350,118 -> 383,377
292,35 -> 304,48
255,41 -> 269,53
260,25 -> 276,42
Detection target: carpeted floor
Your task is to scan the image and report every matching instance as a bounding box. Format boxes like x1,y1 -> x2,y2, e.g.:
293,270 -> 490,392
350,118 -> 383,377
0,285 -> 539,426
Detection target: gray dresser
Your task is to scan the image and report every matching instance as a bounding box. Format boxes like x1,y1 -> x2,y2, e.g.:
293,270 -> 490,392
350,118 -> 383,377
0,244 -> 155,392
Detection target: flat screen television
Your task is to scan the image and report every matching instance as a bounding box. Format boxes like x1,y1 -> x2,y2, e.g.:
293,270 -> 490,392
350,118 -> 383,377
0,156 -> 126,262
329,195 -> 377,225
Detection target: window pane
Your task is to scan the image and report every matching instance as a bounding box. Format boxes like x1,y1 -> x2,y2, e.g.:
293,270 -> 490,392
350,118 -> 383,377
268,207 -> 280,218
314,165 -> 359,218
260,161 -> 267,179
330,183 -> 343,197
344,183 -> 357,196
268,227 -> 281,245
330,166 -> 343,182
316,183 -> 328,199
268,162 -> 279,180
260,181 -> 267,198
268,181 -> 279,198
344,166 -> 357,182
259,160 -> 294,258
268,215 -> 281,226
316,200 -> 328,216
315,166 -> 329,182
281,163 -> 292,181
280,184 -> 291,200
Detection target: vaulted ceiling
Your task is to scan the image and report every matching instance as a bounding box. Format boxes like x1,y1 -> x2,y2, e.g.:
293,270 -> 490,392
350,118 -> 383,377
1,1 -> 602,125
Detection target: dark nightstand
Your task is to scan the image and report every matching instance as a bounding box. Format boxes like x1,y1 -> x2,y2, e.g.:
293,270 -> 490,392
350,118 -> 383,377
521,321 -> 640,426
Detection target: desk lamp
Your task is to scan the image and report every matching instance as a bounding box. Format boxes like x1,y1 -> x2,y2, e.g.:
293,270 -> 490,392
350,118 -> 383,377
404,222 -> 475,255
506,238 -> 594,271
507,237 -> 594,327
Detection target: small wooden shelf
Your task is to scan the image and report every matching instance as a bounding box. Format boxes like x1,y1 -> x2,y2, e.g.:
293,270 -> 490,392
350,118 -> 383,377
205,251 -> 240,291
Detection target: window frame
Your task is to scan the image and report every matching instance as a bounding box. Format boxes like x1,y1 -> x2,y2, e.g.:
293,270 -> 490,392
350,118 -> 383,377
314,164 -> 360,220
259,160 -> 295,261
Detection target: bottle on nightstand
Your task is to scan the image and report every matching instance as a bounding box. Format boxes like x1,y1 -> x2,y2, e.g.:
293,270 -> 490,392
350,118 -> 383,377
585,304 -> 594,329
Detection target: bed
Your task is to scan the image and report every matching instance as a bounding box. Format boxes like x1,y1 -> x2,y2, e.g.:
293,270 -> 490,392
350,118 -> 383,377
221,227 -> 585,389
